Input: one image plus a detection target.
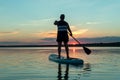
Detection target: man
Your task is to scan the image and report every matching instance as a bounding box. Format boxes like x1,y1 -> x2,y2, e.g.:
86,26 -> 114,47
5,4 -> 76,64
54,14 -> 72,59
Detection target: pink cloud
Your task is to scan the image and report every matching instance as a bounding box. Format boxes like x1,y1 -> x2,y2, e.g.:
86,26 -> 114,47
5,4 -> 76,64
0,31 -> 19,36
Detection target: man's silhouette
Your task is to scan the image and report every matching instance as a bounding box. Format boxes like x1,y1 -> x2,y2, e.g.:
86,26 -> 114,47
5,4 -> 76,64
54,14 -> 72,59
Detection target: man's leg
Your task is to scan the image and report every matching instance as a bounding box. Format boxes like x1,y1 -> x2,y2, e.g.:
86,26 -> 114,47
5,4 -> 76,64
64,42 -> 69,59
58,42 -> 62,58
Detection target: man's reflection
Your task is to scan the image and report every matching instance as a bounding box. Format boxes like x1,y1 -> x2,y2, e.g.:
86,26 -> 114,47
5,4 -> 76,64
57,64 -> 62,80
57,63 -> 89,80
64,64 -> 69,80
57,64 -> 69,80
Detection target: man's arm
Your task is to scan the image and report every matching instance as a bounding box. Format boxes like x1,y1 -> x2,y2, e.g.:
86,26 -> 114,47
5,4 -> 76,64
67,24 -> 72,36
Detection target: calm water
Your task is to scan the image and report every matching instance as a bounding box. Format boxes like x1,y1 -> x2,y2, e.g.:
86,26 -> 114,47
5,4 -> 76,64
0,47 -> 120,80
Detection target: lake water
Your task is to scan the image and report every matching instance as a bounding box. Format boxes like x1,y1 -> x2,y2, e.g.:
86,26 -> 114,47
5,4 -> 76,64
0,47 -> 120,80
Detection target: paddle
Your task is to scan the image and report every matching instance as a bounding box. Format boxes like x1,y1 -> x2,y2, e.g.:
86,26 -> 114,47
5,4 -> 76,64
70,35 -> 91,55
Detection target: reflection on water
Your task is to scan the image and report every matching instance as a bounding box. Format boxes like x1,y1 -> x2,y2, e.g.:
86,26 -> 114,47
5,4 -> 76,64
83,63 -> 91,71
57,64 -> 69,80
71,47 -> 76,53
0,47 -> 120,80
57,63 -> 91,80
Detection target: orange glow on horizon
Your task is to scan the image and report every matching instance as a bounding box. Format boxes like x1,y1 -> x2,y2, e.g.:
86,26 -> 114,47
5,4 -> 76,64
69,41 -> 77,45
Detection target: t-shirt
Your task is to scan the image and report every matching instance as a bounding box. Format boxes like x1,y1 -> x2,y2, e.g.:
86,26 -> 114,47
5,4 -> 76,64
57,21 -> 68,31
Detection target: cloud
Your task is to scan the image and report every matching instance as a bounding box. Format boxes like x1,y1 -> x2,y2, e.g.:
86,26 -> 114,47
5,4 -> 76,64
70,26 -> 78,30
32,25 -> 89,39
20,18 -> 55,27
70,26 -> 88,36
73,29 -> 88,35
0,36 -> 119,45
32,30 -> 56,38
86,22 -> 100,25
0,31 -> 19,36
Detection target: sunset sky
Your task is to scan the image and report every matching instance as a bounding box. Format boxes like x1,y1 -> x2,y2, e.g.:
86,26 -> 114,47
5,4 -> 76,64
0,0 -> 120,45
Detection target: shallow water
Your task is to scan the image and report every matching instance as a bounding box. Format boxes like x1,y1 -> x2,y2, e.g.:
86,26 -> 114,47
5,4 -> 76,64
0,47 -> 120,80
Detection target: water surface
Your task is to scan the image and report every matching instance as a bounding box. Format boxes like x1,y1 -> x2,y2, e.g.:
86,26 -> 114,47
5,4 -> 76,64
0,47 -> 120,80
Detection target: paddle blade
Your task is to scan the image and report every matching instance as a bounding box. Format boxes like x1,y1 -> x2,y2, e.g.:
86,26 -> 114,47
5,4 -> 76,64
83,46 -> 91,55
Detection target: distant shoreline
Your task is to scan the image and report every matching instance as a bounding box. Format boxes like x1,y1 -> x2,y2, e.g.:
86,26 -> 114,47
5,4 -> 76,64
0,42 -> 120,47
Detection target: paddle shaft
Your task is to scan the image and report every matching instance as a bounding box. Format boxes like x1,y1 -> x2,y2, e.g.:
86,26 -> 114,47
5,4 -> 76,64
70,36 -> 83,47
69,35 -> 91,55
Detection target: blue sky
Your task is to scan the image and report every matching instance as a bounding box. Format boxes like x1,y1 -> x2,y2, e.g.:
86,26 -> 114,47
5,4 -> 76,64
0,0 -> 120,44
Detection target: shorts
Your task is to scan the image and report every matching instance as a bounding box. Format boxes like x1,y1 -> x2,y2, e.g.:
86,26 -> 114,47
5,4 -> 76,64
56,31 -> 69,43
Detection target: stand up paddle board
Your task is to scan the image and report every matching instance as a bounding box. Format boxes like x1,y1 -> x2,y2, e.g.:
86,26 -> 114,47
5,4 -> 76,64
49,54 -> 84,65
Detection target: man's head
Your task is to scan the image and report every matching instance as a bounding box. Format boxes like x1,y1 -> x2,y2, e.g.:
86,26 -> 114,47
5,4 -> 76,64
60,14 -> 65,21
